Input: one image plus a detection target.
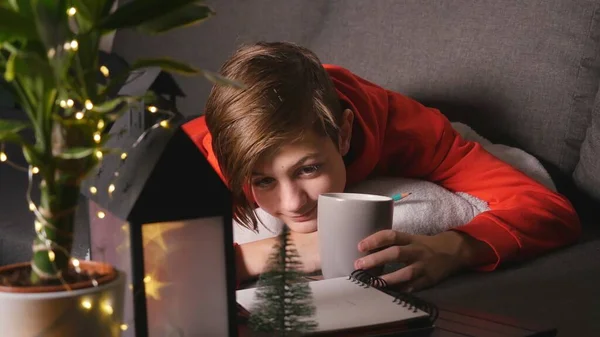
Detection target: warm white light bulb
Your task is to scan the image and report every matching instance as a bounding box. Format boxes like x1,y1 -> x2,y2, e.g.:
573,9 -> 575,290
93,132 -> 101,143
108,184 -> 115,194
75,111 -> 84,120
97,211 -> 106,219
70,40 -> 78,51
102,302 -> 114,315
63,42 -> 71,50
0,152 -> 7,162
72,258 -> 80,267
89,186 -> 97,194
29,202 -> 36,211
34,221 -> 42,232
81,299 -> 92,310
32,166 -> 39,174
144,275 -> 152,283
66,99 -> 74,107
95,150 -> 103,159
100,65 -> 110,77
120,324 -> 128,331
59,100 -> 67,108
67,7 -> 77,16
148,106 -> 158,113
159,120 -> 169,128
97,119 -> 105,129
48,250 -> 55,262
85,100 -> 93,110
120,152 -> 127,160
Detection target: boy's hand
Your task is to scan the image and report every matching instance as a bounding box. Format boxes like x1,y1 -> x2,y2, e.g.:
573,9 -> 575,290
354,230 -> 496,291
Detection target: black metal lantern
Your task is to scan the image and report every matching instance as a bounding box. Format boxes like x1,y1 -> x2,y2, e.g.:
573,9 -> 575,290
80,68 -> 237,337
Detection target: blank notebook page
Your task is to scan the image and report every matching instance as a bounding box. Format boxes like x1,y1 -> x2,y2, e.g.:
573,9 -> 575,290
236,276 -> 429,332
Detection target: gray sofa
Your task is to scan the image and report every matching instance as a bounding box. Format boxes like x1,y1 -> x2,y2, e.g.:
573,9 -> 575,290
113,1 -> 600,336
1,1 -> 599,336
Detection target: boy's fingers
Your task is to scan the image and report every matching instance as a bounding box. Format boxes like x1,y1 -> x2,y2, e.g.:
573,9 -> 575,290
355,245 -> 422,270
359,229 -> 413,252
380,261 -> 425,286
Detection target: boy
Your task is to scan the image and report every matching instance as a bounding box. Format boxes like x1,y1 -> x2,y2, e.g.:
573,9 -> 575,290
183,41 -> 580,291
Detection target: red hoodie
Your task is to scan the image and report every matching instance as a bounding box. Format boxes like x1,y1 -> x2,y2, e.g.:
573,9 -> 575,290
183,64 -> 581,271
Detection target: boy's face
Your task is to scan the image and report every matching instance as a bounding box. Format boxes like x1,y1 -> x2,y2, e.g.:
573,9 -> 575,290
250,110 -> 353,233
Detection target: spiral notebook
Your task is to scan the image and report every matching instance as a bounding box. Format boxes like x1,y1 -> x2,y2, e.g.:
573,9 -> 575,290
236,270 -> 437,335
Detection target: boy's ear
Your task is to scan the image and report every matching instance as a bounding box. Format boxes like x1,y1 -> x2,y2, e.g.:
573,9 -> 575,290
338,109 -> 354,155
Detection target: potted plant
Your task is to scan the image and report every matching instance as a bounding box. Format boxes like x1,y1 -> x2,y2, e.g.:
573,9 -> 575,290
0,1 -> 227,335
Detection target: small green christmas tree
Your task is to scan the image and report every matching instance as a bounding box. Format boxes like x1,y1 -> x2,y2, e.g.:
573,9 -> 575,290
248,225 -> 318,336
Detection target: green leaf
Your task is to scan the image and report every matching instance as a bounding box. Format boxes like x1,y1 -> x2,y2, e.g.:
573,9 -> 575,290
0,131 -> 26,145
0,119 -> 29,146
202,70 -> 246,89
136,3 -> 214,35
3,49 -> 55,91
90,96 -> 131,113
0,119 -> 29,134
131,57 -> 199,75
100,58 -> 197,102
71,0 -> 103,21
4,52 -> 17,82
31,0 -> 71,51
71,0 -> 114,32
22,143 -> 43,167
74,30 -> 101,101
7,0 -> 34,18
55,147 -> 94,159
97,0 -> 200,31
0,7 -> 37,41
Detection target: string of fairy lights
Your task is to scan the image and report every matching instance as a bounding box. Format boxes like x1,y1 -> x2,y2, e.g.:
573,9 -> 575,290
0,6 -> 177,333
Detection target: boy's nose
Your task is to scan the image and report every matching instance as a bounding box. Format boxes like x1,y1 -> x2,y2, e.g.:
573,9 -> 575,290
280,183 -> 308,214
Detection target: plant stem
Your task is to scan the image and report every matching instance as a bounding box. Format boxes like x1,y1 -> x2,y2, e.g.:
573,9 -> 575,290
30,177 -> 80,284
30,121 -> 94,284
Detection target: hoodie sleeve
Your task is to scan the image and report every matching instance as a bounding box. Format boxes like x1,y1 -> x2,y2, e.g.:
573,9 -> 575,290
325,65 -> 581,271
379,89 -> 581,270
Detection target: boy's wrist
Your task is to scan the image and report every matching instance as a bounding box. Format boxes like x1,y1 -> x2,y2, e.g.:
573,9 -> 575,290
431,231 -> 496,270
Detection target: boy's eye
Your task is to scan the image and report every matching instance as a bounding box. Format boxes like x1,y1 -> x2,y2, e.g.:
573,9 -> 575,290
252,177 -> 274,188
298,164 -> 321,176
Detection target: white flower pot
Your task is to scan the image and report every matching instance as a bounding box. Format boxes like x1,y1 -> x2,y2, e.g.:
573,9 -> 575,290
0,261 -> 126,337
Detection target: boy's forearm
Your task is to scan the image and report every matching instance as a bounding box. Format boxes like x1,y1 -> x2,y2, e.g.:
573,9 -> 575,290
235,237 -> 276,283
437,230 -> 496,269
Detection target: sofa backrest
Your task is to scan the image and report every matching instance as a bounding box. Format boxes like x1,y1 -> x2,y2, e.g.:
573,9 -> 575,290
113,0 -> 600,198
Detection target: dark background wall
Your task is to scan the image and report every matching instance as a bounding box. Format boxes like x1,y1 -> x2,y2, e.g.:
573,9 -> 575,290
0,100 -> 36,265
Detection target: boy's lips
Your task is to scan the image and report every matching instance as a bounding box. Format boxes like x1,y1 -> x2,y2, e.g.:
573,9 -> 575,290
289,205 -> 317,222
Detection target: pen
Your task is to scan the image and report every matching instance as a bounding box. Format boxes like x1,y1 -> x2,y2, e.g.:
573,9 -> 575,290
391,192 -> 412,202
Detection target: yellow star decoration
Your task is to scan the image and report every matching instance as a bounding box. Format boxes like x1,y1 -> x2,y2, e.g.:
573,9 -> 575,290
142,222 -> 185,252
144,275 -> 171,301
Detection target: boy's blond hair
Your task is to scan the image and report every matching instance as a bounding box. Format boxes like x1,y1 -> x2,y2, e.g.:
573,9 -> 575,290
205,41 -> 343,231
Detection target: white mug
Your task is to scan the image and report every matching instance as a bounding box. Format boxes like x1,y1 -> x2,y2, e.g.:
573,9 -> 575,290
317,193 -> 393,279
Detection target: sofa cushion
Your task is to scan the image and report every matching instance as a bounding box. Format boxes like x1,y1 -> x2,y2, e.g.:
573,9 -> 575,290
574,86 -> 600,201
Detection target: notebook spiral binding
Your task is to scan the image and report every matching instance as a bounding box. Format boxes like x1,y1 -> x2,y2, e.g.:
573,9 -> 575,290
348,269 -> 439,324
